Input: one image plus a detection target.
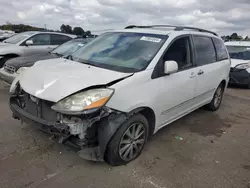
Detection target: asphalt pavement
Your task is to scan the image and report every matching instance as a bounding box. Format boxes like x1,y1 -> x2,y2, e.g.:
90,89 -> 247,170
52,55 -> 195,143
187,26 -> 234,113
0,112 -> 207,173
0,81 -> 250,188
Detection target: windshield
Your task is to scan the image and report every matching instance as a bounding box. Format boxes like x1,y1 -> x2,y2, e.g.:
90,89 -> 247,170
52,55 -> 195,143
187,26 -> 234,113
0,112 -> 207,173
226,45 -> 250,60
52,38 -> 93,56
72,32 -> 167,73
3,32 -> 35,44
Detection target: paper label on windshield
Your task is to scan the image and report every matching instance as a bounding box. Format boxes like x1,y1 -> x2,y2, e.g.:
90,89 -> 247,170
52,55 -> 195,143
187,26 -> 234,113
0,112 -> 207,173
140,36 -> 161,43
78,44 -> 84,47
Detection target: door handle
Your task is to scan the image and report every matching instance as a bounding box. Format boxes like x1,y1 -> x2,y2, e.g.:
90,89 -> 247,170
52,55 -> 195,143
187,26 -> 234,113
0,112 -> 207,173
198,70 -> 204,75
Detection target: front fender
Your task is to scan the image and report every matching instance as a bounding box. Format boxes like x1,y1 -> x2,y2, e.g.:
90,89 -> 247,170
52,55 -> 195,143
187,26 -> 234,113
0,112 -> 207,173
97,112 -> 127,159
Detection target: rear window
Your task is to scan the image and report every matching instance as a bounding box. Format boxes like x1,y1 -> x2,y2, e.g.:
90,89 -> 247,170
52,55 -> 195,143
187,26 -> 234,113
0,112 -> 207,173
193,36 -> 216,66
51,34 -> 71,45
213,38 -> 228,61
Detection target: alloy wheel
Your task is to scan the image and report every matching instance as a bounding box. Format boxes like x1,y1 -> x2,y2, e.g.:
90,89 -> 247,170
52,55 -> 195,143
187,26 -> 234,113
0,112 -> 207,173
119,122 -> 146,161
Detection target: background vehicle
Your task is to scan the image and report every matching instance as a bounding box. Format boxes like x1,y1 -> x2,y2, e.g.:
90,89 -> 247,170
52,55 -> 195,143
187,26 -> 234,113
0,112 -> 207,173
0,30 -> 15,42
0,31 -> 76,68
9,25 -> 230,166
0,38 -> 94,84
225,41 -> 250,88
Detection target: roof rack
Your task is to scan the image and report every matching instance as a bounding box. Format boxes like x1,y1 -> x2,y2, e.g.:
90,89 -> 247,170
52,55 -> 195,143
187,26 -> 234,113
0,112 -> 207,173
124,25 -> 218,36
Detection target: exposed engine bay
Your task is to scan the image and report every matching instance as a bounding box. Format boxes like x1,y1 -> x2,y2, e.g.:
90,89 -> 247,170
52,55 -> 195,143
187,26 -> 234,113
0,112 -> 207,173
9,83 -> 128,161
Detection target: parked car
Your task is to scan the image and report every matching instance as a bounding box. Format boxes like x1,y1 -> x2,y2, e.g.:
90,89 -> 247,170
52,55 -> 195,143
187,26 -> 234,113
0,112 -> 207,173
0,30 -> 15,42
0,31 -> 76,68
0,38 -> 94,84
225,41 -> 250,88
9,25 -> 230,166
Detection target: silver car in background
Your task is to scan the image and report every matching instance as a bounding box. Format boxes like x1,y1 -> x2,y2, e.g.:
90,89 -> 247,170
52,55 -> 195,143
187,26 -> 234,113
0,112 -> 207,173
0,31 -> 76,67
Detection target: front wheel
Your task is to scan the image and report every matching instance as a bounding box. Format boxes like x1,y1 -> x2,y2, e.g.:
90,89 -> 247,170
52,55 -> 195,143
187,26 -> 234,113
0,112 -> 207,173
206,83 -> 225,111
105,113 -> 149,166
0,57 -> 12,68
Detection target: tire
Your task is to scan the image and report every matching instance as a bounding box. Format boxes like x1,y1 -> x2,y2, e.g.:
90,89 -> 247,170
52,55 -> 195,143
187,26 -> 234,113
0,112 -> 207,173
105,113 -> 149,166
0,57 -> 11,68
206,83 -> 225,111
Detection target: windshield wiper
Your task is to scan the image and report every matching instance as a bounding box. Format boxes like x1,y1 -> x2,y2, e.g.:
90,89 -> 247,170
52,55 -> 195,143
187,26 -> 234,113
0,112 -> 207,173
77,59 -> 101,68
51,52 -> 63,57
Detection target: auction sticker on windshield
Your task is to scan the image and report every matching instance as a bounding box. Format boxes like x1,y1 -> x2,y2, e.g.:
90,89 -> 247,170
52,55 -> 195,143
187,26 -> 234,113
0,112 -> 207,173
140,36 -> 162,43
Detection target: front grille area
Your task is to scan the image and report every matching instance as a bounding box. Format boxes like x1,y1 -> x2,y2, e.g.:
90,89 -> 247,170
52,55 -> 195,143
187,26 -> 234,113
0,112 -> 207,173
4,64 -> 16,74
21,91 -> 58,122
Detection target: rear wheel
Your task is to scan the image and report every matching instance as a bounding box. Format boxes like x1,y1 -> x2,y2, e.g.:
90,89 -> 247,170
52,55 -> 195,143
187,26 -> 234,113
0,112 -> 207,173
206,83 -> 225,111
105,113 -> 149,166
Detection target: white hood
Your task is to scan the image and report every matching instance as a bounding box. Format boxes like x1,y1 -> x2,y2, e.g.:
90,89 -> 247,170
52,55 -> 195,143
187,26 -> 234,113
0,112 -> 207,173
230,59 -> 250,68
0,42 -> 18,55
19,58 -> 133,102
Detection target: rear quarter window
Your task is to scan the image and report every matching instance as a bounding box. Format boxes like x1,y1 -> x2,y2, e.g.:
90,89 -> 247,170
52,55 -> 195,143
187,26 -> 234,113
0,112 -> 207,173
193,36 -> 216,66
212,38 -> 229,61
51,34 -> 72,45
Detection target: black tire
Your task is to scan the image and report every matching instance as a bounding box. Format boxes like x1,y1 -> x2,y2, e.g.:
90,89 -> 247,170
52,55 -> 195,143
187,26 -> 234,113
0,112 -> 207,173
105,113 -> 149,166
206,83 -> 225,111
0,57 -> 11,68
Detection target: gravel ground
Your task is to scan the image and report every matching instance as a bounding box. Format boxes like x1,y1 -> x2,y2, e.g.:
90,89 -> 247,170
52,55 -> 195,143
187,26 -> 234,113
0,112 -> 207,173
0,81 -> 250,188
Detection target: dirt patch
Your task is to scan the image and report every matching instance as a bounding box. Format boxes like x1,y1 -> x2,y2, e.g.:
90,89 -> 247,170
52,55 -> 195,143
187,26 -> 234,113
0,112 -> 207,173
242,164 -> 250,171
182,110 -> 231,137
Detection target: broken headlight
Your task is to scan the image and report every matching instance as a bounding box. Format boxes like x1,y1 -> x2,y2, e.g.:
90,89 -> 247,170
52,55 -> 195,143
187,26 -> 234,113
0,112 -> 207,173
235,62 -> 250,69
51,88 -> 114,114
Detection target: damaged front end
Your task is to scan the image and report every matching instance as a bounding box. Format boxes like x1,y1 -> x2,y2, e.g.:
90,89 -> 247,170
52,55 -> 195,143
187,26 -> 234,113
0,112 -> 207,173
9,83 -> 128,161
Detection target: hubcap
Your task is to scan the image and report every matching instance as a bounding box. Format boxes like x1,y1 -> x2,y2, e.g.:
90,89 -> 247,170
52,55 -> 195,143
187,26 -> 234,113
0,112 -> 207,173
119,123 -> 145,161
214,87 -> 223,107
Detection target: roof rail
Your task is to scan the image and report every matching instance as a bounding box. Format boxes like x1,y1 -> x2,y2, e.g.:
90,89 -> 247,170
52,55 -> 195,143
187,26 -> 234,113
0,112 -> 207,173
124,25 -> 218,36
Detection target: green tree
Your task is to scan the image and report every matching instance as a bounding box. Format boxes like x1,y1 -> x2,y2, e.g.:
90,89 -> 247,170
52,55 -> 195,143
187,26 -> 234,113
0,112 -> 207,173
73,27 -> 84,36
60,24 -> 67,33
231,33 -> 239,40
85,30 -> 91,36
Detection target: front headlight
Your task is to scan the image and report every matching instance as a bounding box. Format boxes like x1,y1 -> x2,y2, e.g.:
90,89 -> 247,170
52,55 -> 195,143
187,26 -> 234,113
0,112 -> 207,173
235,62 -> 250,69
51,88 -> 114,114
16,67 -> 28,74
0,56 -> 3,60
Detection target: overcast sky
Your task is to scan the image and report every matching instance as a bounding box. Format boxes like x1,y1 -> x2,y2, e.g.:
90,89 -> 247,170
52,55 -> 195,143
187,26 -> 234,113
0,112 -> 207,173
1,0 -> 250,36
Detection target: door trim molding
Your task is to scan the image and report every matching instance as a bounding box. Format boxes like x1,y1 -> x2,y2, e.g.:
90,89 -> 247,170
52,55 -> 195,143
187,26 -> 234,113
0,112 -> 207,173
160,88 -> 215,115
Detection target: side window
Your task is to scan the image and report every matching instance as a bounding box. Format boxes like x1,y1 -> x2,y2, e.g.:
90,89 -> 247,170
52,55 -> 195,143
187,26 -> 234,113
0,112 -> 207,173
28,34 -> 50,45
212,38 -> 228,61
193,36 -> 216,66
163,36 -> 192,70
51,34 -> 71,45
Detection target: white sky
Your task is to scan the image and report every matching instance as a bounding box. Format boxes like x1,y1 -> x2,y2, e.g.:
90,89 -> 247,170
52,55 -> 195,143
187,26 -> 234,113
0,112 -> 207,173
1,0 -> 250,36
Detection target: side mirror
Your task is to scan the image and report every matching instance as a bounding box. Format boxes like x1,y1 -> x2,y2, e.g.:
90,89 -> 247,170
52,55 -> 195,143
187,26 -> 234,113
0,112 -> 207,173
164,60 -> 178,75
25,40 -> 33,46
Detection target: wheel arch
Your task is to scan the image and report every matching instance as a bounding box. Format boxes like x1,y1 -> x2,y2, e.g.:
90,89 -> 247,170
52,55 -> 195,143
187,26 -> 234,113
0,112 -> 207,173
220,79 -> 227,90
1,53 -> 19,58
98,106 -> 156,161
128,106 -> 156,137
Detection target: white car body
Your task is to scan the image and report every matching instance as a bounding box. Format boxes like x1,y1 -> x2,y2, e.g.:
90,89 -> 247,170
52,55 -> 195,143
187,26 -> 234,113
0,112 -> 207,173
9,26 -> 230,164
225,41 -> 250,87
225,41 -> 250,72
0,31 -> 76,60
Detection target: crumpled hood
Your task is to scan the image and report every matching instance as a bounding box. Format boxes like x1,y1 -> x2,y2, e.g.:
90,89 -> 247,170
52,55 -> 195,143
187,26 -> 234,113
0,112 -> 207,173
5,53 -> 56,69
19,58 -> 133,102
231,59 -> 250,68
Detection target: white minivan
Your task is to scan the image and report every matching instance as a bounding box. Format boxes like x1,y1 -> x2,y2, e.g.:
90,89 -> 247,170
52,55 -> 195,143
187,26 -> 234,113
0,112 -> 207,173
9,25 -> 230,166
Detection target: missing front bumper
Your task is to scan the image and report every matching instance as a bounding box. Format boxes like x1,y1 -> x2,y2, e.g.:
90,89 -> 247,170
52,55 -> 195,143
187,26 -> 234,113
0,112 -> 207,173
9,96 -> 126,162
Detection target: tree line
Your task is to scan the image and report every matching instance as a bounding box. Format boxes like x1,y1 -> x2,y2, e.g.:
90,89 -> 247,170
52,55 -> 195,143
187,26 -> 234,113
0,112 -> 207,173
0,23 -> 92,37
221,33 -> 250,41
0,23 -> 249,40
